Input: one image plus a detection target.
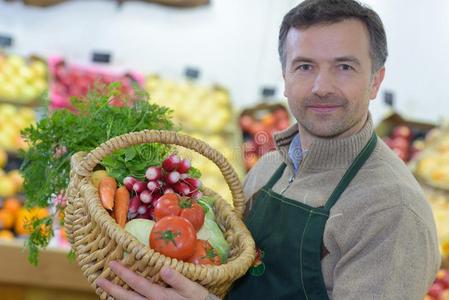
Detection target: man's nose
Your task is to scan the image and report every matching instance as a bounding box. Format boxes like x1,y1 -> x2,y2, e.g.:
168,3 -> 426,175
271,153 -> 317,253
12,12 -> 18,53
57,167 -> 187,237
311,71 -> 335,97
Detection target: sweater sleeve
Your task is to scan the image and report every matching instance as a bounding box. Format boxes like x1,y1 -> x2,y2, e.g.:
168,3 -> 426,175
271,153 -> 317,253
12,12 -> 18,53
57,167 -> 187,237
328,204 -> 440,300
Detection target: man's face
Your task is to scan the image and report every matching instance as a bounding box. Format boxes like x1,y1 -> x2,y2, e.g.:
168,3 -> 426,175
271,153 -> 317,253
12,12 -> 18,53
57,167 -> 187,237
283,19 -> 384,138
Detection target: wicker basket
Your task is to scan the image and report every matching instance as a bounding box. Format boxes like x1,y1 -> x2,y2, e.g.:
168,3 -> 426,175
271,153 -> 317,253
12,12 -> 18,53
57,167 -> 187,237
65,130 -> 256,299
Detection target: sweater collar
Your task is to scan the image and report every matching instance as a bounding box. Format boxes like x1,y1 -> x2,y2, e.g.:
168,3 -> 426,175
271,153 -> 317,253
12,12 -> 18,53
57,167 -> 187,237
274,114 -> 374,170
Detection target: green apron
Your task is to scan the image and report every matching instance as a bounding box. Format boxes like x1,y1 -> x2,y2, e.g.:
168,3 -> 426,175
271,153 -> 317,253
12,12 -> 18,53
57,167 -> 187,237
227,133 -> 377,300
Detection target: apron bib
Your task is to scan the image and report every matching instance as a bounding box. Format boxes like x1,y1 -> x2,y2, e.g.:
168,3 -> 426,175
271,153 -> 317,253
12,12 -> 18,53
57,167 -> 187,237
227,133 -> 377,300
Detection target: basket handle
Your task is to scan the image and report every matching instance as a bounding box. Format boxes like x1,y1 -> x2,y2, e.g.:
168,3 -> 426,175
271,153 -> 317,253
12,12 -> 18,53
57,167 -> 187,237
74,130 -> 246,217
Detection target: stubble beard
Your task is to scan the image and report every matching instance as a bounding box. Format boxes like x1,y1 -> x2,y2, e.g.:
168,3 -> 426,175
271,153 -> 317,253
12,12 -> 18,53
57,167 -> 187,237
295,95 -> 367,139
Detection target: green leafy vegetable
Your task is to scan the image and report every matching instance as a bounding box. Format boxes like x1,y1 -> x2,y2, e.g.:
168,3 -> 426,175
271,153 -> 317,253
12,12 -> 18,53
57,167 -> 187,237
20,82 -> 175,265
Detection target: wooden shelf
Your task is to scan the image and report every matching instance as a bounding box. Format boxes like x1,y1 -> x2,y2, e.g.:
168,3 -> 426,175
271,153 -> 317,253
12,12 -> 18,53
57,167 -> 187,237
0,240 -> 93,293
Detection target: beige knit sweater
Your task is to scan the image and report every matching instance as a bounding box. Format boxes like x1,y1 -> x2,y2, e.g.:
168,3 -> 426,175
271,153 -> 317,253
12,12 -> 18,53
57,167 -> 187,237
239,116 -> 440,300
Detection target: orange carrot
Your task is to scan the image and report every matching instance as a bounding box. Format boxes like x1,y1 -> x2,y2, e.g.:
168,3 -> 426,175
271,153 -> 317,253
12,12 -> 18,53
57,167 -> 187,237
113,186 -> 130,228
98,176 -> 117,210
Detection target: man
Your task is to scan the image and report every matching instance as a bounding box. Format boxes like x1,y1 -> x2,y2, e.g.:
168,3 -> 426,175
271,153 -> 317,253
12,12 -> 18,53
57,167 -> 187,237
96,0 -> 441,299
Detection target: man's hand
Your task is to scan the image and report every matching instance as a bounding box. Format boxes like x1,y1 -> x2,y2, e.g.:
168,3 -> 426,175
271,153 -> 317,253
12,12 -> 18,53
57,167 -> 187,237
95,261 -> 210,300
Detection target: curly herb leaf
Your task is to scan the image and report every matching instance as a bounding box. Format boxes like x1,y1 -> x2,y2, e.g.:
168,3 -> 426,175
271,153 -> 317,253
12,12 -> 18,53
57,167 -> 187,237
20,82 -> 175,265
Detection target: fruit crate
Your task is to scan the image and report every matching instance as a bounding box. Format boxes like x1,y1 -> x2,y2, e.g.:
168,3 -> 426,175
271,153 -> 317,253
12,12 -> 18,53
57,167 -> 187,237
0,52 -> 49,107
138,0 -> 209,7
22,0 -> 66,7
48,56 -> 145,110
239,102 -> 291,171
375,111 -> 436,163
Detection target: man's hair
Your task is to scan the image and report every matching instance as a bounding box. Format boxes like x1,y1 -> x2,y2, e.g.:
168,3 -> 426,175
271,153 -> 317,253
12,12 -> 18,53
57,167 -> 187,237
279,0 -> 388,73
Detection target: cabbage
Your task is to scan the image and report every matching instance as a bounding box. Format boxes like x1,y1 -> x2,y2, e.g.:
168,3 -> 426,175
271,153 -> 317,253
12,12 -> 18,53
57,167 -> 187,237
124,219 -> 155,246
197,218 -> 229,263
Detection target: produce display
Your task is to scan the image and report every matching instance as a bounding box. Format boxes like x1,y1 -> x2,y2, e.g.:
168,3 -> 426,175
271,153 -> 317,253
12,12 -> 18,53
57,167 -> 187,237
239,103 -> 291,171
0,53 -> 48,104
145,75 -> 233,133
424,190 -> 449,259
382,124 -> 429,163
97,153 -> 229,265
426,269 -> 449,300
0,151 -> 24,198
0,104 -> 36,152
48,56 -> 145,109
414,130 -> 449,189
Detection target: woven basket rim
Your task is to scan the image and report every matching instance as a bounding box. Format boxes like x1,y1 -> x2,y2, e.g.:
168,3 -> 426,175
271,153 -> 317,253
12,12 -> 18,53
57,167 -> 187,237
66,130 -> 256,298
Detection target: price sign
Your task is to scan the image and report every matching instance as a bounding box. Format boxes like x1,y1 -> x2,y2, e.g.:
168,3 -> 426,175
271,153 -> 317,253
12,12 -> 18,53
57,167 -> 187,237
0,34 -> 13,48
92,51 -> 112,64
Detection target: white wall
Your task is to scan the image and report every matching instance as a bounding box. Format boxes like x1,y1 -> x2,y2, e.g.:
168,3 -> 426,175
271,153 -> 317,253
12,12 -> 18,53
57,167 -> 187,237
0,0 -> 448,124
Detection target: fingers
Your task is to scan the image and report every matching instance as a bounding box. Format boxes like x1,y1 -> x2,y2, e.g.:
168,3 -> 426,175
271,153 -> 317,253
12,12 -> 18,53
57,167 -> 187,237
160,266 -> 208,299
95,277 -> 146,300
108,261 -> 166,298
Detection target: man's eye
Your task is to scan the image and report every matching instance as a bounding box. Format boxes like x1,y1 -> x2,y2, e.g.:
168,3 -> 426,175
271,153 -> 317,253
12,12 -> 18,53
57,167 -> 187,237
297,64 -> 312,71
339,64 -> 354,71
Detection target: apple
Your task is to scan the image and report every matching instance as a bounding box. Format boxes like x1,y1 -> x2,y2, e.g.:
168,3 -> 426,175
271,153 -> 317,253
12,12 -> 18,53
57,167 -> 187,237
429,282 -> 445,298
392,125 -> 412,140
390,137 -> 409,151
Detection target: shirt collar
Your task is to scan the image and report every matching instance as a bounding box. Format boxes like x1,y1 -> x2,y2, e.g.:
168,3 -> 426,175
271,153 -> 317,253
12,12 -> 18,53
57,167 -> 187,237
288,133 -> 302,175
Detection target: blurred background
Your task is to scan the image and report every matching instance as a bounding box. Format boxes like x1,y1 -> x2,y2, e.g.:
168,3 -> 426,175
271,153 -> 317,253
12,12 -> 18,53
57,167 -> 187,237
0,1 -> 449,299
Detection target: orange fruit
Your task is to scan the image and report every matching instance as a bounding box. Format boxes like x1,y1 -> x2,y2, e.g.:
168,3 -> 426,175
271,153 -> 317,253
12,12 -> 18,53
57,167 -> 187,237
15,207 -> 49,236
0,230 -> 14,240
0,209 -> 15,230
3,197 -> 21,217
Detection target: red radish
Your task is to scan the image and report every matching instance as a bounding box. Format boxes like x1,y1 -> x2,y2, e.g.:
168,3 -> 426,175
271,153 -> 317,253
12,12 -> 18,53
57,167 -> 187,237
162,154 -> 180,172
177,159 -> 191,173
164,187 -> 174,194
140,190 -> 153,204
184,178 -> 202,191
151,191 -> 162,204
183,178 -> 202,189
137,205 -> 147,215
147,180 -> 161,192
137,208 -> 153,220
128,211 -> 138,220
190,191 -> 203,200
123,176 -> 137,191
166,171 -> 180,185
180,173 -> 189,180
145,166 -> 162,181
173,182 -> 191,196
133,181 -> 146,193
128,195 -> 141,214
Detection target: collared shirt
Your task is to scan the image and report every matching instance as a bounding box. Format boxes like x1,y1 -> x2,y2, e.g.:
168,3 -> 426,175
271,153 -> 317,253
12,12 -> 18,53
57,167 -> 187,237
288,133 -> 303,175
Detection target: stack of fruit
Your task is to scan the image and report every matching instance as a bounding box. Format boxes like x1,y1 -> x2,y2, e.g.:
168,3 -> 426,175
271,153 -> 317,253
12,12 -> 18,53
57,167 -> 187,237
0,197 -> 49,241
0,150 -> 24,199
426,269 -> 449,300
0,53 -> 48,104
145,75 -> 233,133
0,104 -> 36,151
383,125 -> 428,163
415,132 -> 449,189
425,191 -> 449,260
239,104 -> 291,171
48,56 -> 145,109
145,75 -> 244,202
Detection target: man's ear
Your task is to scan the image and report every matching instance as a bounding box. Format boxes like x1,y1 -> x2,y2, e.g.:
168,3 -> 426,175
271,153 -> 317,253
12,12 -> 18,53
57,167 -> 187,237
369,67 -> 385,99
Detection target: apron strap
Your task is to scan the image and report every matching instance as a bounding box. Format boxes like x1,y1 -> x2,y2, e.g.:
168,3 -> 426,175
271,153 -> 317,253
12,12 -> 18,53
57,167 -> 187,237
324,132 -> 378,210
265,163 -> 287,189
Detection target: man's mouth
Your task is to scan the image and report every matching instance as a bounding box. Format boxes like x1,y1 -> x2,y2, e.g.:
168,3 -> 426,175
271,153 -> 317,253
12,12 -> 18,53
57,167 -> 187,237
307,104 -> 342,113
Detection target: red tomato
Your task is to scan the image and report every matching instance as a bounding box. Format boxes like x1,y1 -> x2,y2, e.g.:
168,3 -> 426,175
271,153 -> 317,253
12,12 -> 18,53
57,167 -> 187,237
150,216 -> 196,260
154,193 -> 205,231
188,239 -> 221,265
